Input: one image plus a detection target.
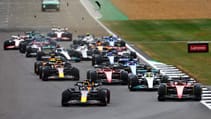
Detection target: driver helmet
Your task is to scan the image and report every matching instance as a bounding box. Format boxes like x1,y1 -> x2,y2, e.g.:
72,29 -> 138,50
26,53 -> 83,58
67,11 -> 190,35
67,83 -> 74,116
107,51 -> 113,56
146,66 -> 152,72
109,34 -> 113,38
96,40 -> 102,46
86,33 -> 90,36
49,53 -> 56,61
177,79 -> 183,85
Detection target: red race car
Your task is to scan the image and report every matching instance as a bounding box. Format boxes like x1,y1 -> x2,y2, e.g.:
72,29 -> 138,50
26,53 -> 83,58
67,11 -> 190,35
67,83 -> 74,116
87,64 -> 128,85
158,76 -> 202,101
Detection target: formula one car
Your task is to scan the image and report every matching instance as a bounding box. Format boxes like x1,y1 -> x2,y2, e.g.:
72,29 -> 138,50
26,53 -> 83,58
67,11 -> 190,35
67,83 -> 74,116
34,55 -> 55,75
39,59 -> 80,81
25,36 -> 57,57
157,76 -> 202,101
55,48 -> 82,62
36,45 -> 57,60
19,31 -> 41,53
4,35 -> 27,50
92,51 -> 118,66
102,35 -> 121,46
47,27 -> 72,41
61,79 -> 110,106
41,0 -> 60,11
89,64 -> 128,84
74,44 -> 93,60
34,53 -> 66,75
73,33 -> 95,44
92,48 -> 137,66
128,69 -> 162,91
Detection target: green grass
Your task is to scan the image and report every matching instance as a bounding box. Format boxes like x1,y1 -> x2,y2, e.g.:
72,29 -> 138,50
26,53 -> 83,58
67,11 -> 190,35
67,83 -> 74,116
104,19 -> 211,84
89,0 -> 128,20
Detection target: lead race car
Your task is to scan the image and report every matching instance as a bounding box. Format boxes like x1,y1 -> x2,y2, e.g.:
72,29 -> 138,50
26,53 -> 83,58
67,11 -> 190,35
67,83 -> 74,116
157,76 -> 202,101
47,27 -> 72,41
61,74 -> 110,106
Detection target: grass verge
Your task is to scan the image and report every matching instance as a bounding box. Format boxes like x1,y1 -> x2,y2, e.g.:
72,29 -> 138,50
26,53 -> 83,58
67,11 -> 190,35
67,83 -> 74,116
104,19 -> 211,84
89,0 -> 128,20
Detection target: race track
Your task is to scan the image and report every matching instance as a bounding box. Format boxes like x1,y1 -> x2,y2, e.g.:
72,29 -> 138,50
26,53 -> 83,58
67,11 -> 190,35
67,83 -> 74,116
0,0 -> 210,119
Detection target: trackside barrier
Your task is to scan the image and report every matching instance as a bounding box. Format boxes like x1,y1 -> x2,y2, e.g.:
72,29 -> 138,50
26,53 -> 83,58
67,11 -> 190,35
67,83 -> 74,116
80,0 -> 211,110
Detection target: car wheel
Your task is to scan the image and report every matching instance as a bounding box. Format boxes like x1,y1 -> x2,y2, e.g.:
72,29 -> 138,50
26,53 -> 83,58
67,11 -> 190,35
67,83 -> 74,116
71,67 -> 80,80
61,89 -> 72,107
87,70 -> 98,81
128,74 -> 138,91
25,52 -> 30,57
3,45 -> 7,50
34,62 -> 38,74
157,84 -> 166,101
99,88 -> 109,106
41,67 -> 48,81
42,7 -> 45,12
194,84 -> 202,101
120,71 -> 128,85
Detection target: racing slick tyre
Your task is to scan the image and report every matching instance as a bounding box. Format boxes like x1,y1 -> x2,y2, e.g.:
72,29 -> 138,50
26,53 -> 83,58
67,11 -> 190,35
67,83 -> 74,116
130,51 -> 137,59
120,40 -> 126,47
73,40 -> 79,45
120,71 -> 128,85
161,75 -> 169,83
34,62 -> 39,74
98,88 -> 110,106
19,44 -> 26,53
92,49 -> 100,55
92,55 -> 102,66
157,84 -> 166,101
41,67 -> 49,81
42,7 -> 45,12
38,66 -> 43,78
87,70 -> 98,81
95,55 -> 102,65
128,74 -> 138,91
71,67 -> 80,80
25,52 -> 31,57
91,56 -> 95,66
104,88 -> 111,104
193,84 -> 202,101
3,44 -> 7,50
3,41 -> 10,50
36,52 -> 45,61
61,89 -> 72,107
73,52 -> 82,62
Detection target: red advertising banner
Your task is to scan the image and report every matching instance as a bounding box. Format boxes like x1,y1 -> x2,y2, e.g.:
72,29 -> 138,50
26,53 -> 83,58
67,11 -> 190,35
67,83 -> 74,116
188,42 -> 209,53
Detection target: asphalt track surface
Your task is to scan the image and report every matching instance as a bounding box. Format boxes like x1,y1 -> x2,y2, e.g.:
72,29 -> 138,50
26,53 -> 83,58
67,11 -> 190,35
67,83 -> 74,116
0,0 -> 210,119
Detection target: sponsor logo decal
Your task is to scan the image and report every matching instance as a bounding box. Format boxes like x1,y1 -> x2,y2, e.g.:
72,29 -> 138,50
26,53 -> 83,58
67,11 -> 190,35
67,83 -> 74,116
188,42 -> 209,53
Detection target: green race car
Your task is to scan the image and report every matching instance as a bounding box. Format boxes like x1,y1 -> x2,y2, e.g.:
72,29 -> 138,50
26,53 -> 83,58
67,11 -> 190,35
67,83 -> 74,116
41,0 -> 60,11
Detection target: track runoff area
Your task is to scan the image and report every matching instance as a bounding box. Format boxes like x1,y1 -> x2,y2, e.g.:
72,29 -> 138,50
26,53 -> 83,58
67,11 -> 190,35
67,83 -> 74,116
80,0 -> 211,109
